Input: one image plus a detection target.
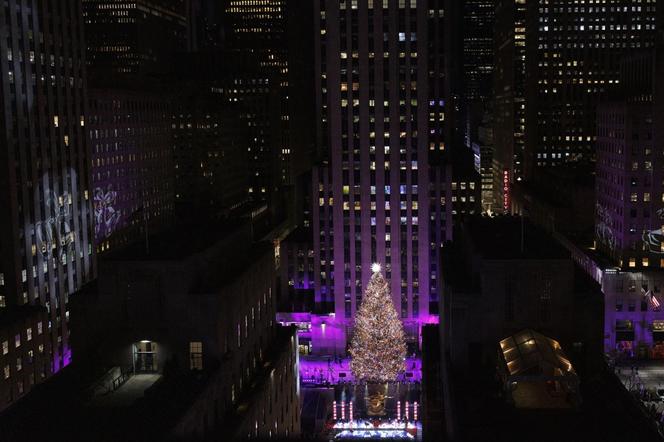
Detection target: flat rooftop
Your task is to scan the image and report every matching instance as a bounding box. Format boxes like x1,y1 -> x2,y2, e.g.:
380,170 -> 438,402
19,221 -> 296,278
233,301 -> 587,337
464,215 -> 571,260
104,217 -> 250,261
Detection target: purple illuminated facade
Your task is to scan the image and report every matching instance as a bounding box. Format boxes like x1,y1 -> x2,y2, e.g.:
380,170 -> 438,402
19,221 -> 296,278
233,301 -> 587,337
589,47 -> 664,358
312,0 -> 448,353
0,0 -> 95,389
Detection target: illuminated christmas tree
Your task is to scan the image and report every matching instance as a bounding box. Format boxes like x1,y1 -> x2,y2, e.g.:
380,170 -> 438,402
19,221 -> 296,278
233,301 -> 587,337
350,263 -> 407,382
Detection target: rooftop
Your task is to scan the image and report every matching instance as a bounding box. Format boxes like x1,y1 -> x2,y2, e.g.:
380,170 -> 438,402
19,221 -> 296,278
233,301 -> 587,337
499,329 -> 575,378
463,215 -> 570,260
104,217 -> 250,261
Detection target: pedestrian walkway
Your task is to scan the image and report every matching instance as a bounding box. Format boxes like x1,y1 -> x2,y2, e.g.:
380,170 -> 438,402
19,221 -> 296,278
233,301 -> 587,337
92,374 -> 162,408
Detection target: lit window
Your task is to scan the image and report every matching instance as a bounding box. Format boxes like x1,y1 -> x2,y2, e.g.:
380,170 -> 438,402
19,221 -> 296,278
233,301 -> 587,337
14,334 -> 20,348
189,342 -> 203,370
26,328 -> 32,341
2,341 -> 7,355
3,365 -> 9,380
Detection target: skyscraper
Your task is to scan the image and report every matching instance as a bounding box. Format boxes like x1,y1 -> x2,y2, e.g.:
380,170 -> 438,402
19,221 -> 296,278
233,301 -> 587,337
526,0 -> 657,176
494,0 -> 658,213
313,0 -> 449,351
224,0 -> 316,227
88,89 -> 174,254
225,0 -> 291,203
596,49 -> 664,269
0,0 -> 95,380
462,0 -> 495,103
82,0 -> 189,79
493,0 -> 526,213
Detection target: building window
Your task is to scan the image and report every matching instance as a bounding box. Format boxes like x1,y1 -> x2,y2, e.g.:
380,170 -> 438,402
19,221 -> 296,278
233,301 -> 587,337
2,341 -> 7,355
3,365 -> 9,380
26,328 -> 32,341
14,334 -> 20,348
189,342 -> 203,370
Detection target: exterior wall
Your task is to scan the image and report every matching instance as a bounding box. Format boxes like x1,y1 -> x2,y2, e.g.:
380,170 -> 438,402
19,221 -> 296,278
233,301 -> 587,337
171,87 -> 250,219
428,163 -> 452,315
216,55 -> 280,209
278,229 -> 315,312
88,89 -> 174,254
225,0 -> 293,192
493,0 -> 526,209
72,236 -> 296,438
313,0 -> 448,350
602,271 -> 664,359
0,0 -> 95,375
446,258 -> 576,367
0,308 -> 52,412
172,328 -> 300,441
524,0 -> 656,176
451,176 -> 481,217
82,0 -> 188,77
595,102 -> 660,268
462,0 -> 495,103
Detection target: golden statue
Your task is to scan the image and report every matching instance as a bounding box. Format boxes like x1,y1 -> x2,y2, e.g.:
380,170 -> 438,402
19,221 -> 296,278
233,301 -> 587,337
367,392 -> 386,416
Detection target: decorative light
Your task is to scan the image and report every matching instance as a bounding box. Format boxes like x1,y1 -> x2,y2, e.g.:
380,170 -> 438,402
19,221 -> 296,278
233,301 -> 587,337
341,400 -> 345,420
405,401 -> 409,420
350,267 -> 407,382
414,401 -> 418,421
333,400 -> 337,420
397,401 -> 401,420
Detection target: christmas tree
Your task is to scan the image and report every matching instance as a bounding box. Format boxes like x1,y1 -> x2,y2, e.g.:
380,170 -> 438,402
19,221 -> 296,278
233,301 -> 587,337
350,263 -> 407,382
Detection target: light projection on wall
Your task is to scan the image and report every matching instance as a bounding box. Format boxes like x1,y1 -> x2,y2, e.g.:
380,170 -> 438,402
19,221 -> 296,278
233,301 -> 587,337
595,203 -> 616,251
643,208 -> 664,254
35,172 -> 77,262
94,185 -> 122,241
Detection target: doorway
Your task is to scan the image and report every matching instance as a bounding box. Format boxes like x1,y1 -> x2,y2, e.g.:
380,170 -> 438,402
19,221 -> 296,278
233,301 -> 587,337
133,341 -> 158,372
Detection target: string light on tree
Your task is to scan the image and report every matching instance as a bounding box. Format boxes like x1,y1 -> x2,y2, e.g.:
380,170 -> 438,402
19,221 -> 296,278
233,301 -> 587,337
349,263 -> 407,382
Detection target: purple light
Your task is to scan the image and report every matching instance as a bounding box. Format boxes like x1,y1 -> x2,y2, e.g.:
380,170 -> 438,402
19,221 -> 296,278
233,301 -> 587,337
299,357 -> 422,385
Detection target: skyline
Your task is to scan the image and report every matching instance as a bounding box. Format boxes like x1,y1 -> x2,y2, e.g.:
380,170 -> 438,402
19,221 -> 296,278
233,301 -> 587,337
0,1 -> 663,441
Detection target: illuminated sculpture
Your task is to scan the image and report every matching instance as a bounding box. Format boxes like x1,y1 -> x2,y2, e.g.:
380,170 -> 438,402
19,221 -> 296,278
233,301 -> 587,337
350,264 -> 407,382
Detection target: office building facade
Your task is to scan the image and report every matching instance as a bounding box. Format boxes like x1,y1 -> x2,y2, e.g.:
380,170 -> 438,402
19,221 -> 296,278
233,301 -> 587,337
312,0 -> 449,352
82,0 -> 188,78
88,89 -> 174,254
0,0 -> 96,381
